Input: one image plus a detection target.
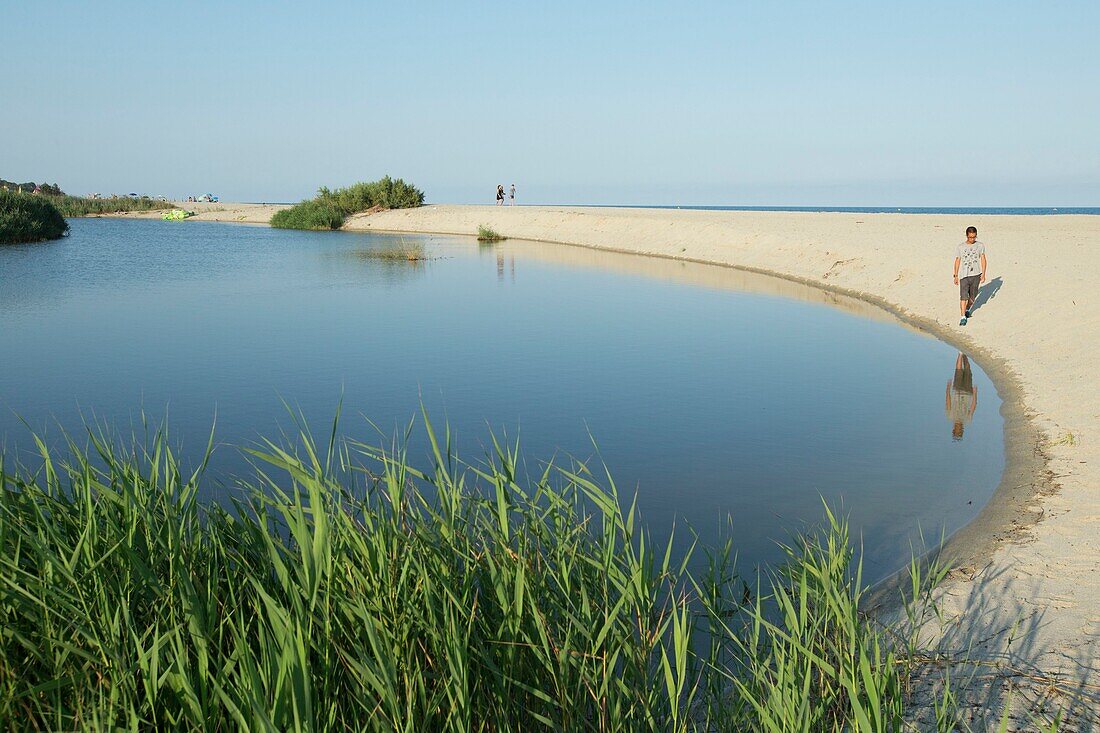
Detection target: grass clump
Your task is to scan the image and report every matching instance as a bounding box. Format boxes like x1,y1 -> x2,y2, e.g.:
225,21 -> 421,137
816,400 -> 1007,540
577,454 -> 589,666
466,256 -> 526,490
477,224 -> 506,242
357,239 -> 428,262
0,415 -> 1005,730
271,175 -> 424,230
0,189 -> 69,243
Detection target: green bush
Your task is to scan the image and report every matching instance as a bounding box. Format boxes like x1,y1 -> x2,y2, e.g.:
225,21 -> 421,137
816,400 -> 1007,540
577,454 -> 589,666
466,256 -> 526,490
0,190 -> 69,243
270,199 -> 346,230
271,176 -> 424,230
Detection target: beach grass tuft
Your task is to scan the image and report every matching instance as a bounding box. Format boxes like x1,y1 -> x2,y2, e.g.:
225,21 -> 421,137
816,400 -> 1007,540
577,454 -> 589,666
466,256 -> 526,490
477,225 -> 506,242
0,189 -> 69,243
0,414 -> 1026,730
271,176 -> 424,230
356,239 -> 429,262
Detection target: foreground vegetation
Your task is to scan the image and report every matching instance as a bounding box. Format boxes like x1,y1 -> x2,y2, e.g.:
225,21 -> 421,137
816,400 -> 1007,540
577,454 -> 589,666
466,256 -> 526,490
0,190 -> 69,243
0,416 -> 1065,730
271,176 -> 424,230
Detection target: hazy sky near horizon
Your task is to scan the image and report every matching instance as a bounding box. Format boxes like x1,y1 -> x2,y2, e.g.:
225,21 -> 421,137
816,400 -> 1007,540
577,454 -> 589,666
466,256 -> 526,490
3,1 -> 1098,205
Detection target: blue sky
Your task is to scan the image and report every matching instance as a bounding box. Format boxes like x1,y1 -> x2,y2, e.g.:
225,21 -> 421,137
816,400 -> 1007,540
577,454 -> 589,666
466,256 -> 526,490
2,1 -> 1098,205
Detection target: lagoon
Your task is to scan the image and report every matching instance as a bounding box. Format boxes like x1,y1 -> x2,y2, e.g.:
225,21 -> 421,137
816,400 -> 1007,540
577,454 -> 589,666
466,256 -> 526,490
0,218 -> 1003,578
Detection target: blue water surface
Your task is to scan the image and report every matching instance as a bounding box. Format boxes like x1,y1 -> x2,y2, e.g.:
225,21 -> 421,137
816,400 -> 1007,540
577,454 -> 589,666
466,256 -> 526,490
0,219 -> 1005,579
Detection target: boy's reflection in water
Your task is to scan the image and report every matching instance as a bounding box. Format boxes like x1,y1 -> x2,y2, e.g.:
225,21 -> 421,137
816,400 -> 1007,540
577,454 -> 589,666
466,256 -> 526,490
946,352 -> 978,440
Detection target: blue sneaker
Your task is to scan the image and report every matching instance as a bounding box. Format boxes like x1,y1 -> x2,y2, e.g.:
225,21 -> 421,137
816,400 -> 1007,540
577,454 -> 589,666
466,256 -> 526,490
960,317 -> 968,326
965,307 -> 973,318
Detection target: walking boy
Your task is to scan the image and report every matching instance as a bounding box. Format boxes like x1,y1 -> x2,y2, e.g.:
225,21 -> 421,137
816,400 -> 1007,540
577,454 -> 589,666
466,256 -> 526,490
953,226 -> 987,325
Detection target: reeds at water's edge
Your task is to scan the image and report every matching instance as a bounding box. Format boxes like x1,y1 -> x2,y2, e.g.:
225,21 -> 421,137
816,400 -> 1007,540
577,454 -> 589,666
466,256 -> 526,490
477,225 -> 506,242
50,195 -> 175,217
0,413 -> 1054,730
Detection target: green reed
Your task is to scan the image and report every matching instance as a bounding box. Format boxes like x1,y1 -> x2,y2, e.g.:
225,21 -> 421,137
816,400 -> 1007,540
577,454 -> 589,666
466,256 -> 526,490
271,176 -> 424,230
0,190 -> 69,244
0,414 -> 1037,731
51,195 -> 176,218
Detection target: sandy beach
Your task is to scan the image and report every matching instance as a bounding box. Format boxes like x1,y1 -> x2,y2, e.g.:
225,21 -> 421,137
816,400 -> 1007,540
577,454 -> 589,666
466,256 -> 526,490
128,202 -> 1100,716
101,200 -> 288,224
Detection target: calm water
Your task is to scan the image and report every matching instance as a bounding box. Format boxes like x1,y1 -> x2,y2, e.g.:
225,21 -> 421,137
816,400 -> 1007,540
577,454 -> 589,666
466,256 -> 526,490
0,219 -> 1004,579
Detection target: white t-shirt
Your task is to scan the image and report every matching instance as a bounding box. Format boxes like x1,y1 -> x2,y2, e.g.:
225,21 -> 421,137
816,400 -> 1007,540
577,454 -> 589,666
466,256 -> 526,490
956,240 -> 985,278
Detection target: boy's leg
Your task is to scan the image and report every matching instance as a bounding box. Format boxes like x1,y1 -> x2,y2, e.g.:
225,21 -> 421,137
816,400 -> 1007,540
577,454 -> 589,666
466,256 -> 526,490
964,276 -> 978,316
959,277 -> 971,323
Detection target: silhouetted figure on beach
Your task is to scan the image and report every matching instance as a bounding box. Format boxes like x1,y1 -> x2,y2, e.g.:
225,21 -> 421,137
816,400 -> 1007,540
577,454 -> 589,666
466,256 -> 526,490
509,183 -> 516,205
496,185 -> 505,205
946,352 -> 978,440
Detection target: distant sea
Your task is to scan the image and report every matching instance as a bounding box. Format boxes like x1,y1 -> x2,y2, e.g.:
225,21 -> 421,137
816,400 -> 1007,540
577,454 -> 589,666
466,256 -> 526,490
632,206 -> 1100,215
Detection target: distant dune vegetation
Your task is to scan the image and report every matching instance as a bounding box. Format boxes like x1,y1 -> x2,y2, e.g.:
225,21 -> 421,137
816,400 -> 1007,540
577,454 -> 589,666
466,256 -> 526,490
271,176 -> 424,230
0,190 -> 69,244
1,178 -> 175,218
51,195 -> 175,217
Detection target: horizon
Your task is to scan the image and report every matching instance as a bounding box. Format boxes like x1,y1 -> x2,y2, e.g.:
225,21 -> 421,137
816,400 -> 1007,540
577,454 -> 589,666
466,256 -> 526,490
3,1 -> 1098,206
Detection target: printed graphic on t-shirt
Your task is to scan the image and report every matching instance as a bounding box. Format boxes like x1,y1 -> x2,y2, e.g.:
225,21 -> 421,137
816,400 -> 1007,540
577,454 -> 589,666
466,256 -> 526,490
956,241 -> 985,278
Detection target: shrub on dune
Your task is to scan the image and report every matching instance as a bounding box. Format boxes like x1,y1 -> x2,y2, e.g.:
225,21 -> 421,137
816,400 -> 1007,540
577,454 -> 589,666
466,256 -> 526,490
270,175 -> 424,230
270,199 -> 346,230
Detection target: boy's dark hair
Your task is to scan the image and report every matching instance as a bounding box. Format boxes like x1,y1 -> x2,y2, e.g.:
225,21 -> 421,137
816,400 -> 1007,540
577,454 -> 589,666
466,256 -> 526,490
965,226 -> 977,235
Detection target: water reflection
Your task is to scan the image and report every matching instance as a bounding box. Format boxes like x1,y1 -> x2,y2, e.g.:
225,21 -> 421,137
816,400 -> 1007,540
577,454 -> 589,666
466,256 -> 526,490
946,352 -> 978,440
489,246 -> 516,283
489,239 -> 927,334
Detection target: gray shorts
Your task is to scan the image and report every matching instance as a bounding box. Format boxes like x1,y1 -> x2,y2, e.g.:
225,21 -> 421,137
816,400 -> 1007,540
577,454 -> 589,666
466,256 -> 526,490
960,274 -> 981,301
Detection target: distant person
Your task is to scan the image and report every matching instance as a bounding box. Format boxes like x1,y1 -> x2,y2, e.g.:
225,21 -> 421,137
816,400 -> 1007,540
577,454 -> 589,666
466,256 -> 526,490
946,352 -> 978,440
953,225 -> 987,325
509,183 -> 516,205
496,184 -> 505,206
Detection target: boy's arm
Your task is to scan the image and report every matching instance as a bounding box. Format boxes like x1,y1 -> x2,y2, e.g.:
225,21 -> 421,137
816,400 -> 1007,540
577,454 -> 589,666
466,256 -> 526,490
953,257 -> 961,284
980,253 -> 988,283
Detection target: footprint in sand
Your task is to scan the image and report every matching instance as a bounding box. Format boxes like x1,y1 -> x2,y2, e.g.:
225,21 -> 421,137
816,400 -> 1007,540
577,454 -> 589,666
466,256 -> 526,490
823,258 -> 858,280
